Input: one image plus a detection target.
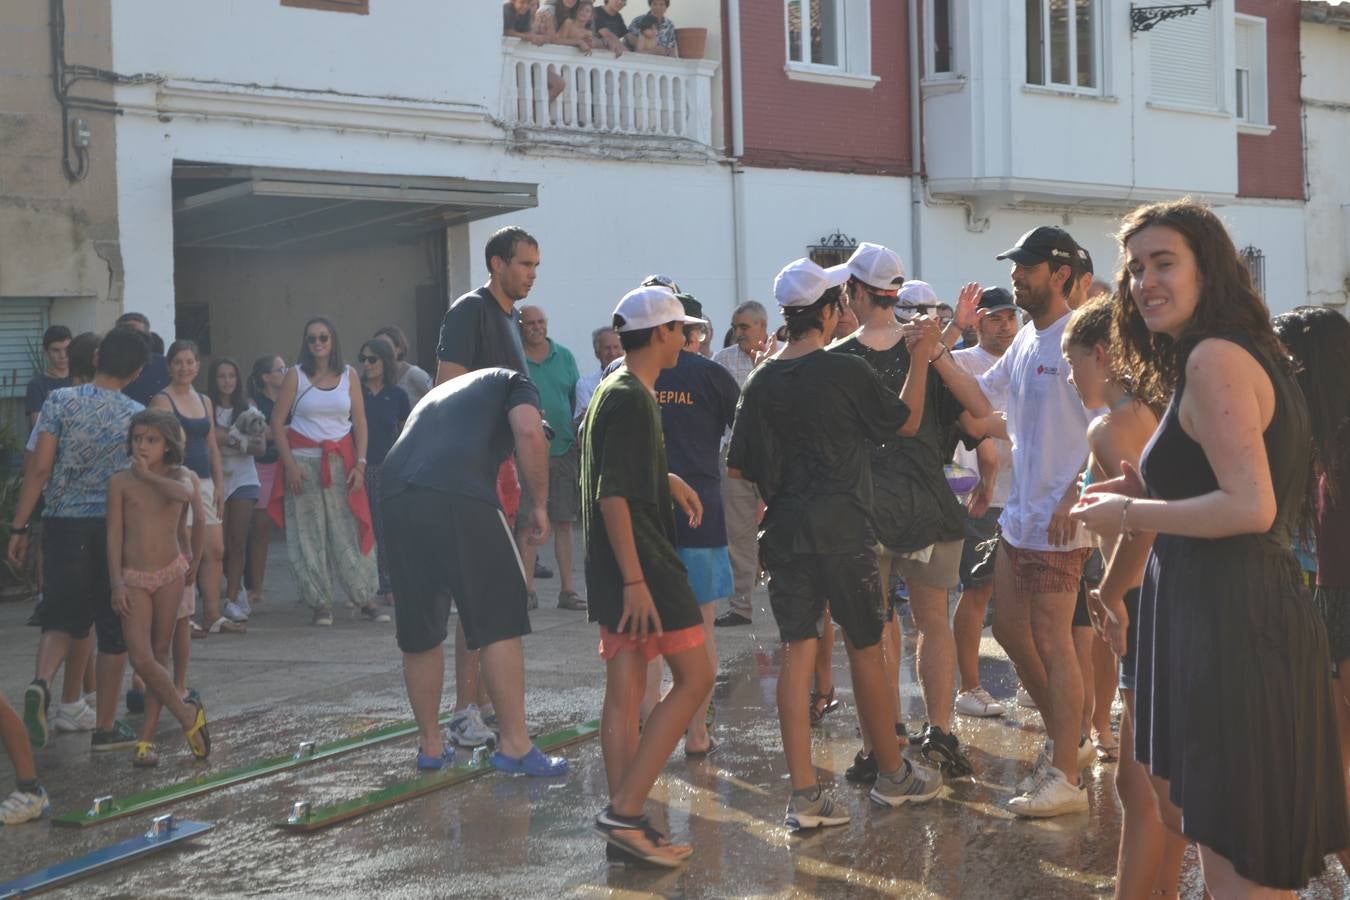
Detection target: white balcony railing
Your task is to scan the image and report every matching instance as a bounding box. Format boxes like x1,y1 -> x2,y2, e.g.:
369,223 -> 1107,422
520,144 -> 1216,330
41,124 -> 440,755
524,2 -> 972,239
500,38 -> 718,148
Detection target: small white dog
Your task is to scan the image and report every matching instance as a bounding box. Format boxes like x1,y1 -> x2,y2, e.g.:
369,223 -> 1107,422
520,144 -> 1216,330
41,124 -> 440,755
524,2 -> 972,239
229,406 -> 268,451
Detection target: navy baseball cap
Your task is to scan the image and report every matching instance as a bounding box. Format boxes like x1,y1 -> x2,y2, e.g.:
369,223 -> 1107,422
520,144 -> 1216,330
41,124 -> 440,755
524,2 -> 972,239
996,226 -> 1081,268
977,287 -> 1017,313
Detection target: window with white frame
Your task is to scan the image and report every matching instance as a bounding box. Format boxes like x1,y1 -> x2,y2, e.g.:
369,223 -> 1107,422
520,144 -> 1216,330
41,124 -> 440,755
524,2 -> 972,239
1026,0 -> 1101,91
1149,3 -> 1220,110
929,0 -> 955,75
785,0 -> 875,85
1234,15 -> 1269,126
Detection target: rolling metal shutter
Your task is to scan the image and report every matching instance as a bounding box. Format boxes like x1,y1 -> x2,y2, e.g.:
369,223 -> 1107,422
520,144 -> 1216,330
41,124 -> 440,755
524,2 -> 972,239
1149,5 -> 1219,110
0,300 -> 49,399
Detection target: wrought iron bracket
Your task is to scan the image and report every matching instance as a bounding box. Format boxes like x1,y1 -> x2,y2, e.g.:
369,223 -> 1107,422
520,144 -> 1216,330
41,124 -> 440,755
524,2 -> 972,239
1130,1 -> 1213,34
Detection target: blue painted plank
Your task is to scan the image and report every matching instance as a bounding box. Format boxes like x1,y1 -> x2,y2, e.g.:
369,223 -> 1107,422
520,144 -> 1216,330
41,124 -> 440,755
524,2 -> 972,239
0,819 -> 213,898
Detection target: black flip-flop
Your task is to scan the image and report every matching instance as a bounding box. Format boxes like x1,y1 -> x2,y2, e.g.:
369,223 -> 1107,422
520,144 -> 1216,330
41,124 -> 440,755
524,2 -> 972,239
684,738 -> 720,760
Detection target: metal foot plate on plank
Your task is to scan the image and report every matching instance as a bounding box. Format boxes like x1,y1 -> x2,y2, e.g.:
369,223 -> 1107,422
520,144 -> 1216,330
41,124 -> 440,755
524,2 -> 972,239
52,711 -> 453,828
277,719 -> 599,833
0,815 -> 213,898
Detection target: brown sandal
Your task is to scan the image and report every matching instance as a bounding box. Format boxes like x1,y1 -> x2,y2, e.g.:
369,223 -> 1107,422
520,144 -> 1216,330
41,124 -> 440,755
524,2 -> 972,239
809,687 -> 842,725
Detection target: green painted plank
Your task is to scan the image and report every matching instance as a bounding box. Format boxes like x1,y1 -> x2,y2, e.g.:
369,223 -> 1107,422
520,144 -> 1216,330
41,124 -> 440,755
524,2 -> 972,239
276,719 -> 600,833
51,712 -> 454,828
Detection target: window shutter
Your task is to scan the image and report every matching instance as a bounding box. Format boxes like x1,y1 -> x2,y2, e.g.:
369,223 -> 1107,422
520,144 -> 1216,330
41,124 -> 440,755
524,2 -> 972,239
1234,22 -> 1250,71
0,300 -> 48,399
1149,6 -> 1218,109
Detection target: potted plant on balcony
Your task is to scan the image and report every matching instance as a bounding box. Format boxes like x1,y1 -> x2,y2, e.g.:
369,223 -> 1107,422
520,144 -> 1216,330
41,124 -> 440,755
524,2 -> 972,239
675,27 -> 707,60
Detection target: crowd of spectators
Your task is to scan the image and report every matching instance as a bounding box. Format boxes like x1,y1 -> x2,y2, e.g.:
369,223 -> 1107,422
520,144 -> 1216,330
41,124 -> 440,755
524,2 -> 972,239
503,0 -> 681,58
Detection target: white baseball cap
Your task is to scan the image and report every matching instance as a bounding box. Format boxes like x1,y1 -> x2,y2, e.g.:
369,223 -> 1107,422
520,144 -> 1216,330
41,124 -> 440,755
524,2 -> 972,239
773,258 -> 850,308
897,279 -> 938,307
612,285 -> 705,332
828,242 -> 906,294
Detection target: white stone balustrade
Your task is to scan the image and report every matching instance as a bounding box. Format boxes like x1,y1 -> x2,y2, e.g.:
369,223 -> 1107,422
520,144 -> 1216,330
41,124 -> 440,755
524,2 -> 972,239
500,38 -> 718,148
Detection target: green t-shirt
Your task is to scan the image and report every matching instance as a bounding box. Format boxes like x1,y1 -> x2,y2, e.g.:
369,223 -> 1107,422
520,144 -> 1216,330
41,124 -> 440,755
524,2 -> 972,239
524,338 -> 581,456
581,369 -> 700,634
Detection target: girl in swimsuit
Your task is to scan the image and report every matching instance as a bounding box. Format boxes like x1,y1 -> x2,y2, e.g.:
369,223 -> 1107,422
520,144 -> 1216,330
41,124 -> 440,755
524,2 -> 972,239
108,409 -> 210,768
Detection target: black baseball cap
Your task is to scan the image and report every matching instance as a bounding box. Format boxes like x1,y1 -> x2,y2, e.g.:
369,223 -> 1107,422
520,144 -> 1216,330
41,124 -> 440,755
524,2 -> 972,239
996,226 -> 1081,268
1077,246 -> 1094,275
977,287 -> 1017,313
675,292 -> 705,321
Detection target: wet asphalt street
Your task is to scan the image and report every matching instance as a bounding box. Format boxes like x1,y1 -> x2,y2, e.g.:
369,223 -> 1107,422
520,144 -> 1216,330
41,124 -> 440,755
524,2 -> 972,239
2,538 -> 1349,898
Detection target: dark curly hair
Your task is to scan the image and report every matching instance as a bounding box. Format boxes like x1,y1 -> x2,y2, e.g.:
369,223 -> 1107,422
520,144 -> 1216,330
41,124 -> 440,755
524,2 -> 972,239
1111,198 -> 1289,410
1273,306 -> 1350,505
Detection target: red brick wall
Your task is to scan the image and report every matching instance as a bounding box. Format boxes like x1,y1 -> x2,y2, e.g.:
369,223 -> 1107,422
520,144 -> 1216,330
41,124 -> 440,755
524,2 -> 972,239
728,0 -> 912,175
1235,0 -> 1303,200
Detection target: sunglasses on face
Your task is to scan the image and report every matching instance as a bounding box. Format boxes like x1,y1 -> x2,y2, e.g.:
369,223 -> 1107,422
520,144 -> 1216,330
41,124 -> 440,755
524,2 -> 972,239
306,334 -> 331,345
359,355 -> 380,364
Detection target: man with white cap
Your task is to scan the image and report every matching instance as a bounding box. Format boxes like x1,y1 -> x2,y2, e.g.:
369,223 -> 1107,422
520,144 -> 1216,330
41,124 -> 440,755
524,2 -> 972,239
582,285 -> 714,866
830,243 -> 993,784
728,257 -> 945,830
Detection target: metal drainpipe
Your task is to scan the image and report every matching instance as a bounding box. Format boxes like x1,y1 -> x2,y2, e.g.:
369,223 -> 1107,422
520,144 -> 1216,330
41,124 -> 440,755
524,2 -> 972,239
727,0 -> 749,305
908,0 -> 923,279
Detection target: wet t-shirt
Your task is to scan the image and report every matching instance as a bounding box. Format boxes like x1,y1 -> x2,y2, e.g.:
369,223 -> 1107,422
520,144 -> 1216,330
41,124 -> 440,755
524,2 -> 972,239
436,287 -> 527,376
582,370 -> 699,634
830,335 -> 968,552
655,350 -> 740,548
727,350 -> 911,564
381,368 -> 539,504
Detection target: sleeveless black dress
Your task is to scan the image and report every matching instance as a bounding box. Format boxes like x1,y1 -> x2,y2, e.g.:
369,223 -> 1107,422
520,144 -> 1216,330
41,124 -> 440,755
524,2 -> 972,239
1135,335 -> 1348,888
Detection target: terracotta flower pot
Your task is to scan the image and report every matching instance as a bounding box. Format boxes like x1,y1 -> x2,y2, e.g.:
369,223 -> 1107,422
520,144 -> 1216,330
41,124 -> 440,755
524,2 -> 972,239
675,27 -> 707,60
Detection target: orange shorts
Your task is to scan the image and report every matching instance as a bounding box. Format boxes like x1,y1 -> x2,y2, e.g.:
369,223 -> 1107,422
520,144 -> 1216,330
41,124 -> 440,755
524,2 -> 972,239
598,624 -> 705,662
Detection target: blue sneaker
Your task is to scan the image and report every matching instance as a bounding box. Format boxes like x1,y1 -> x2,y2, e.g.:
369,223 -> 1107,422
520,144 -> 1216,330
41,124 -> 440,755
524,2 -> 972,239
416,745 -> 455,771
490,746 -> 568,777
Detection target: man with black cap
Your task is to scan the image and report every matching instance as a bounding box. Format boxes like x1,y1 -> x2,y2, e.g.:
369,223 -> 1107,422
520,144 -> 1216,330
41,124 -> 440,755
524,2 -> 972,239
950,287 -> 1020,719
728,257 -> 946,832
935,226 -> 1096,816
830,243 -> 993,783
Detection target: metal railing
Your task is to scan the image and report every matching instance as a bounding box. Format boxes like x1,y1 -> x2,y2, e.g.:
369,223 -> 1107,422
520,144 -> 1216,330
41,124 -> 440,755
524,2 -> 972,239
500,38 -> 717,146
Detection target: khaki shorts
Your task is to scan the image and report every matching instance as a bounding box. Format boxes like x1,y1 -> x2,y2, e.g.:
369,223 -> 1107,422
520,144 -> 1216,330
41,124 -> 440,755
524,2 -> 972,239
185,477 -> 221,528
519,444 -> 580,525
878,539 -> 964,591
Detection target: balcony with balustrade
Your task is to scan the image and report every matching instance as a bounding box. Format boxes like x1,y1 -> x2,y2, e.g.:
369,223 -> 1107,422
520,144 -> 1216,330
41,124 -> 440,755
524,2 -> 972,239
499,37 -> 720,160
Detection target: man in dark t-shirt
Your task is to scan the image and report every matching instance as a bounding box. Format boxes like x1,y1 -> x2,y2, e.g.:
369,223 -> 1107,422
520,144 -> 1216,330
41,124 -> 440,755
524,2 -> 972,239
114,313 -> 170,406
650,293 -> 739,757
26,325 -> 72,429
728,257 -> 944,829
431,225 -> 537,748
828,242 -> 992,783
593,0 -> 629,52
380,367 -> 566,778
582,285 -> 714,865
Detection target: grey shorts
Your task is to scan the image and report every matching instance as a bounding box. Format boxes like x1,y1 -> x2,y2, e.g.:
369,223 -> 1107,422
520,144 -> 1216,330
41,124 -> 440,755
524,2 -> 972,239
879,538 -> 964,591
519,444 -> 580,525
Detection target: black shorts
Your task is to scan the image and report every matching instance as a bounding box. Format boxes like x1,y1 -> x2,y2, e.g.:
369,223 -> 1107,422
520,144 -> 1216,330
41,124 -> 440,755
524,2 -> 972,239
959,506 -> 1002,588
1119,587 -> 1141,691
384,487 -> 531,654
1072,549 -> 1107,628
41,517 -> 125,654
767,550 -> 885,650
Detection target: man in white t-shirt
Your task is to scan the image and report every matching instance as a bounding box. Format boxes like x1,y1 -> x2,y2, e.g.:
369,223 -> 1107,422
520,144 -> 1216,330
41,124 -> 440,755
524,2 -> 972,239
950,288 -> 1019,720
937,226 -> 1094,817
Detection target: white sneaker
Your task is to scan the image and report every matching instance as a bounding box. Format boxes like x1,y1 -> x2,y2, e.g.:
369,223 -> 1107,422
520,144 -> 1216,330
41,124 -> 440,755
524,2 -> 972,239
51,700 -> 97,733
0,787 -> 49,825
1076,735 -> 1095,771
1016,684 -> 1037,709
1008,767 -> 1088,818
955,687 -> 1006,718
234,590 -> 252,619
448,704 -> 496,747
1016,740 -> 1053,794
869,759 -> 944,807
223,600 -> 249,623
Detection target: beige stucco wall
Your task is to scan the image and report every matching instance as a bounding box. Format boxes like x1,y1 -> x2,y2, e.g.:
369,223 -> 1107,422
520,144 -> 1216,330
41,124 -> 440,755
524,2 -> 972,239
1301,19 -> 1350,311
0,0 -> 121,332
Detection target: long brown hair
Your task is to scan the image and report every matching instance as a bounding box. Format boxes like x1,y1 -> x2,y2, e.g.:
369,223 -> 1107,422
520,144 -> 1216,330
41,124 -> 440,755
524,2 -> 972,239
1112,198 -> 1289,409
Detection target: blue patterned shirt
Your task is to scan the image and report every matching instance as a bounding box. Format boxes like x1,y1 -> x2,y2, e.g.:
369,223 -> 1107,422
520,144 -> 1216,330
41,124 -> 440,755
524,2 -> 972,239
37,384 -> 143,519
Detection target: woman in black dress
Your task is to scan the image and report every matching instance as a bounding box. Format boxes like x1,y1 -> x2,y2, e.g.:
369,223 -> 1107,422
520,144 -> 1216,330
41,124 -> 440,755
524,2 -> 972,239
1072,199 -> 1348,893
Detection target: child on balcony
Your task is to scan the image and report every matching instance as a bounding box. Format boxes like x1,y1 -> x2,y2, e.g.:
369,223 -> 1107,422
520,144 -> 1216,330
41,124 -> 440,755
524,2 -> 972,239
557,2 -> 599,55
631,14 -> 663,55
